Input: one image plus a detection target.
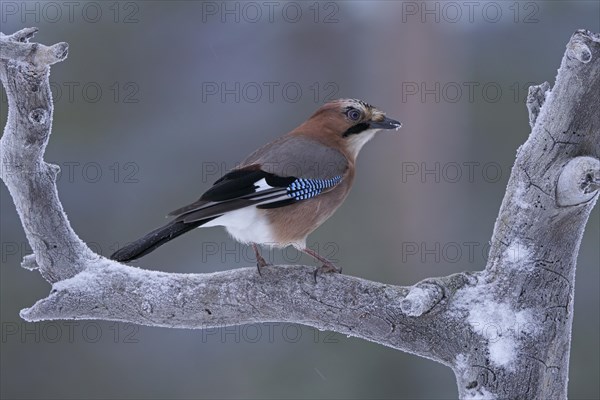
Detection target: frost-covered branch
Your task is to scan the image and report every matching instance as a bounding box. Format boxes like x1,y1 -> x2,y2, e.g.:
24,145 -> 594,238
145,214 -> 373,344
20,260 -> 472,366
1,28 -> 598,399
452,29 -> 600,399
0,28 -> 96,284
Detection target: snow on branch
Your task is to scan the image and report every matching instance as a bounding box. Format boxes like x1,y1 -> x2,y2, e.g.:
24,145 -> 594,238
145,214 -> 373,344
1,28 -> 598,399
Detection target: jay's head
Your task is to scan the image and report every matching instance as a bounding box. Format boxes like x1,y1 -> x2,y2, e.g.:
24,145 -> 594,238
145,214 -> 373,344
300,98 -> 402,158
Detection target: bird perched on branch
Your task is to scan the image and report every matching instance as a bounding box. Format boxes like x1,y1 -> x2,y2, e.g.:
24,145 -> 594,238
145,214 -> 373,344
110,98 -> 401,279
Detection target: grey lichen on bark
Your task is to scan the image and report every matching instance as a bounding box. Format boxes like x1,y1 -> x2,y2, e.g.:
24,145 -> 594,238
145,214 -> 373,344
526,81 -> 551,128
1,28 -> 598,399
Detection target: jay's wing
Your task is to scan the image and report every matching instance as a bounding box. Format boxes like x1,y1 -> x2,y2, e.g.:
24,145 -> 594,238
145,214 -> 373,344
241,135 -> 348,180
168,137 -> 348,224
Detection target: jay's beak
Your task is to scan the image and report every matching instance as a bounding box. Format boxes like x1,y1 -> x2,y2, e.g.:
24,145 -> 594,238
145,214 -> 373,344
369,116 -> 402,131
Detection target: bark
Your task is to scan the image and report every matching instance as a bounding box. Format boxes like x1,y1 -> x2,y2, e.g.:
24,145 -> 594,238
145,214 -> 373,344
1,28 -> 598,399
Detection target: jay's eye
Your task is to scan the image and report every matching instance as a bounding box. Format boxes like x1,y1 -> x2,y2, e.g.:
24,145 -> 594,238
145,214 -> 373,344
347,109 -> 361,121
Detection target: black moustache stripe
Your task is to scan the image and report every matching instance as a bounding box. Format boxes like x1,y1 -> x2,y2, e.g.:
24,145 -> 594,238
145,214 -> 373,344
342,122 -> 370,137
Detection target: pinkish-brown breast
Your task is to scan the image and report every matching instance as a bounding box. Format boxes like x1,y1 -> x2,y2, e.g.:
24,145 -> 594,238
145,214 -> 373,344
264,166 -> 355,247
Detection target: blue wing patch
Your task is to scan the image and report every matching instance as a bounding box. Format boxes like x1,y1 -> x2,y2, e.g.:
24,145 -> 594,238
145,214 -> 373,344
286,176 -> 343,200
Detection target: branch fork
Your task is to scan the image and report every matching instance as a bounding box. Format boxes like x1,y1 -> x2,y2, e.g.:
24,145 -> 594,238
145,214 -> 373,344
2,28 -> 599,399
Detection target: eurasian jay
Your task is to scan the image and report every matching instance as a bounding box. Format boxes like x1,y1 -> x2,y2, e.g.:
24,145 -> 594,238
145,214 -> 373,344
110,98 -> 402,278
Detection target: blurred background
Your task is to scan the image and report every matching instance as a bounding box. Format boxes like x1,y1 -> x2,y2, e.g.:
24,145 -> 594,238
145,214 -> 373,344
1,1 -> 598,399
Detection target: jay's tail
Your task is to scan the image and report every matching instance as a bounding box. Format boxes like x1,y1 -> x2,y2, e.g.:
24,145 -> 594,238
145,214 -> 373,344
109,219 -> 213,262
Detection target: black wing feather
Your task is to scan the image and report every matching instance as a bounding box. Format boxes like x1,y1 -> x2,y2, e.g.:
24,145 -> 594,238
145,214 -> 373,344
257,198 -> 296,209
169,167 -> 298,223
201,170 -> 268,202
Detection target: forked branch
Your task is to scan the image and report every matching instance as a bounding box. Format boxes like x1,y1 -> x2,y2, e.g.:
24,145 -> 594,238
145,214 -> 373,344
1,28 -> 598,399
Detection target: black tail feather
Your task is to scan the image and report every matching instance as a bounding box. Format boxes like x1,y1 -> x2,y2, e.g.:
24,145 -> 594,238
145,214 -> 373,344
110,219 -> 214,262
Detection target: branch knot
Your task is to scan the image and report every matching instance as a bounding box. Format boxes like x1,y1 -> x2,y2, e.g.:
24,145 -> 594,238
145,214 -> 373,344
401,283 -> 443,317
556,156 -> 600,206
568,42 -> 592,64
28,108 -> 49,125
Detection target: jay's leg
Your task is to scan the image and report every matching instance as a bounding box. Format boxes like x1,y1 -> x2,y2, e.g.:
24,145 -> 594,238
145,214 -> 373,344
302,247 -> 342,282
252,243 -> 270,275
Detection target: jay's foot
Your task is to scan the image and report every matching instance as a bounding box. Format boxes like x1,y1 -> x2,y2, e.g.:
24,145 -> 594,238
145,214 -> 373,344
313,262 -> 342,282
302,246 -> 342,282
256,254 -> 271,276
252,243 -> 271,276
